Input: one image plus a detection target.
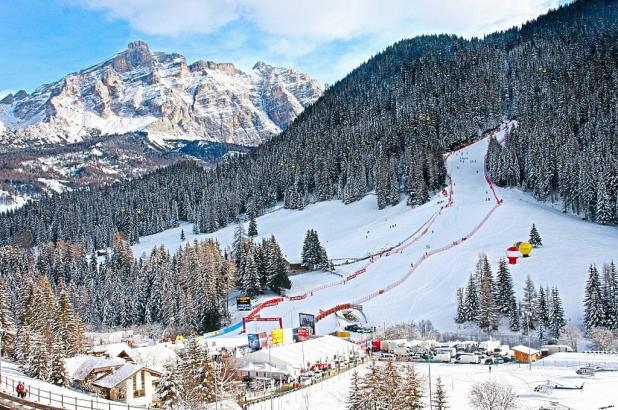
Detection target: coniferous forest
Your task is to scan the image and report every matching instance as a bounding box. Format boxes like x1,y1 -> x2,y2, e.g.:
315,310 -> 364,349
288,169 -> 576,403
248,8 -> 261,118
1,1 -> 616,251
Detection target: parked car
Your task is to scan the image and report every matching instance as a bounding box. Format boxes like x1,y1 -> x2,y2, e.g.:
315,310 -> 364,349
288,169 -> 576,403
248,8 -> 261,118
344,324 -> 361,332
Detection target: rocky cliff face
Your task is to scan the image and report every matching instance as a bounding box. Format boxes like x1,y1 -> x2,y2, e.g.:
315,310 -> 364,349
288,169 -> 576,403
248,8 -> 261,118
0,41 -> 322,149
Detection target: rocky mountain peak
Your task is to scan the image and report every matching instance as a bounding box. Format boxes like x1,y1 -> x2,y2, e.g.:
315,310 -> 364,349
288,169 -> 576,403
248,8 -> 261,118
0,42 -> 323,150
110,41 -> 154,73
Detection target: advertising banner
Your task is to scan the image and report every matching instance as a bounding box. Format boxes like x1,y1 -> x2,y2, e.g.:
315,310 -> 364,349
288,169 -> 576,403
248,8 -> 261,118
296,327 -> 309,342
258,332 -> 269,348
247,334 -> 260,350
271,328 -> 284,346
236,295 -> 252,311
299,312 -> 316,334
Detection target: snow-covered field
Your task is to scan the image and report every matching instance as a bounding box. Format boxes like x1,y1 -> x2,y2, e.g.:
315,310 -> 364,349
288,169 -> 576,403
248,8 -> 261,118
248,357 -> 618,410
133,124 -> 618,336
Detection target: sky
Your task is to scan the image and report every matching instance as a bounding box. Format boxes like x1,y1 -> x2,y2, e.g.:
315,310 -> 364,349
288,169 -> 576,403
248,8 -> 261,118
0,0 -> 567,98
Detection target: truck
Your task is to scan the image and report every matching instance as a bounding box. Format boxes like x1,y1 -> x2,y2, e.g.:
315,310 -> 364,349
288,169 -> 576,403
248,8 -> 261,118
434,347 -> 456,363
479,340 -> 501,354
392,346 -> 409,356
492,345 -> 510,356
457,354 -> 481,364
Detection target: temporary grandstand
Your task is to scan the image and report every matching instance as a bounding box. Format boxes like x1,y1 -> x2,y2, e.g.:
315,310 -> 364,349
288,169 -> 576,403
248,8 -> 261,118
236,335 -> 363,378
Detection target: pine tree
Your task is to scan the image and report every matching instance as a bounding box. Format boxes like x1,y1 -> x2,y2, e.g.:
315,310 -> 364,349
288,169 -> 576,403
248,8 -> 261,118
584,264 -> 605,331
478,260 -> 498,332
495,258 -> 516,317
464,274 -> 479,323
537,286 -> 550,341
602,262 -> 618,329
301,229 -> 329,271
0,279 -> 15,357
347,371 -> 365,410
241,252 -> 261,297
549,287 -> 566,339
157,361 -> 181,409
248,211 -> 258,237
401,364 -> 424,409
381,360 -> 404,409
232,221 -> 247,268
529,224 -> 543,247
180,229 -> 186,242
509,304 -> 520,332
432,376 -> 449,410
521,275 -> 538,331
27,333 -> 49,380
361,362 -> 382,409
455,288 -> 466,324
267,237 -> 291,294
49,342 -> 68,386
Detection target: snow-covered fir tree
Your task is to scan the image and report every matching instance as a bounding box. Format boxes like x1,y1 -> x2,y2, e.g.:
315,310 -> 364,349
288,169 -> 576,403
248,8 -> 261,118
464,274 -> 479,323
432,376 -> 449,410
401,364 -> 424,409
0,279 -> 15,357
584,264 -> 606,331
347,371 -> 365,410
601,261 -> 618,329
157,361 -> 181,409
521,275 -> 538,332
49,343 -> 68,387
495,258 -> 517,318
549,287 -> 566,339
537,286 -> 550,340
529,224 -> 543,247
301,229 -> 330,271
247,203 -> 258,237
477,259 -> 498,332
455,288 -> 466,324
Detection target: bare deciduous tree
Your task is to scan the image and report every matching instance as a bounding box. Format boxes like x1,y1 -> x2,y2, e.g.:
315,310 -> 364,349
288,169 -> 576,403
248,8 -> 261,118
588,327 -> 617,351
559,324 -> 582,351
468,380 -> 518,410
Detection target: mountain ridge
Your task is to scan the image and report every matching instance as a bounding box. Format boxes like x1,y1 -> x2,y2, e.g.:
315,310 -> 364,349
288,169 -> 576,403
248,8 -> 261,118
0,40 -> 322,149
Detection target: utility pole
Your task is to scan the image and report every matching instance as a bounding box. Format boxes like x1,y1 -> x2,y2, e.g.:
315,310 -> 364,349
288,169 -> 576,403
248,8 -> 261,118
269,342 -> 273,410
428,355 -> 433,410
525,310 -> 532,371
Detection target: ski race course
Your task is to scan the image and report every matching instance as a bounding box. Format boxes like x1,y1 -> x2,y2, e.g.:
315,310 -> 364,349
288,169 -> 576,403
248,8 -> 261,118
132,123 -> 618,344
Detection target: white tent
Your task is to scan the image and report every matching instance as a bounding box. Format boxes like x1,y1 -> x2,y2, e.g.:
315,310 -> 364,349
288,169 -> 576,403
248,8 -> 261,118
236,335 -> 363,377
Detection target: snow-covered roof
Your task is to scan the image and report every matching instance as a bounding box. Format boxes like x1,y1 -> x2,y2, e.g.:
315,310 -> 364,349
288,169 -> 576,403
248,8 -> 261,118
130,344 -> 177,371
92,342 -> 134,359
72,357 -> 124,381
91,364 -> 143,389
511,345 -> 540,355
236,335 -> 362,372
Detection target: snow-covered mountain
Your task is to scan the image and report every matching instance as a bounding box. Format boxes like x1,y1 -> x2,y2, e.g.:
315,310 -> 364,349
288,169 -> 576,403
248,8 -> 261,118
0,40 -> 322,149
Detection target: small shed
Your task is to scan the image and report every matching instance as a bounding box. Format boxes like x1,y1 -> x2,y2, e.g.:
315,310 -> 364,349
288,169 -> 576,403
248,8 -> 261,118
512,345 -> 541,363
541,344 -> 574,356
283,259 -> 307,273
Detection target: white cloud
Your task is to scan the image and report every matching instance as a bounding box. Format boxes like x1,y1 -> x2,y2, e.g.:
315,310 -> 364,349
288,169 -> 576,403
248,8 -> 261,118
75,0 -> 562,81
78,0 -> 240,36
78,0 -> 561,40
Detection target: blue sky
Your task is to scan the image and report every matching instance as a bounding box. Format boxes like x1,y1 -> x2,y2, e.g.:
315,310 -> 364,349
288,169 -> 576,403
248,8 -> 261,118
0,0 -> 565,97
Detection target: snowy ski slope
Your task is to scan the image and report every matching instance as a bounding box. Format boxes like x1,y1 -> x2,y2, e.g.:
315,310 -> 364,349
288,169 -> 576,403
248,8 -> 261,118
133,123 -> 618,337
